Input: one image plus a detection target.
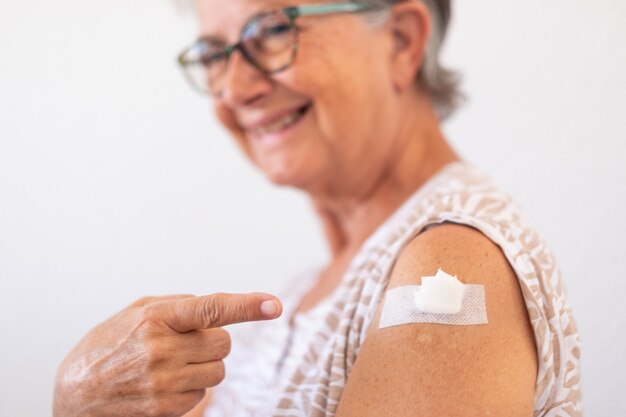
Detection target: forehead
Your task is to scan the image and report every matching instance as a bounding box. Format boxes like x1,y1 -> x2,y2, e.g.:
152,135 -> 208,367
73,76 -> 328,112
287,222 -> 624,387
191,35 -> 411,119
196,0 -> 329,40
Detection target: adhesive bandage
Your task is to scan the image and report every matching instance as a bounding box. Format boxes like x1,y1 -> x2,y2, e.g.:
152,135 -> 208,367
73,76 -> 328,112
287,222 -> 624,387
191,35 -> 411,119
379,269 -> 487,328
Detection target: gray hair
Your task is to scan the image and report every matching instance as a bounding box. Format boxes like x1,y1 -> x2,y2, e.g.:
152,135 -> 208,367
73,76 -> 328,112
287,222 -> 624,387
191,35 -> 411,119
361,0 -> 462,120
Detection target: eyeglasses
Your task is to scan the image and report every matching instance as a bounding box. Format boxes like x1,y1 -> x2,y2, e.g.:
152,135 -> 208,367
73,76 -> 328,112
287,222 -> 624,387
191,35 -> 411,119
177,2 -> 388,97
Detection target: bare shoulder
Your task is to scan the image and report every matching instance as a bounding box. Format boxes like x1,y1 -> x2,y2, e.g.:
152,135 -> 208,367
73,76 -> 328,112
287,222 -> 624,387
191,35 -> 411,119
392,222 -> 519,291
335,223 -> 538,417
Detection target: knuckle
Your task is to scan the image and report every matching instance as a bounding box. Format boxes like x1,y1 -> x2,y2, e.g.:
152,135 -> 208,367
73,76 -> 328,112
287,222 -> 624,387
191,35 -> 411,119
211,328 -> 232,358
178,391 -> 206,416
145,373 -> 166,395
199,294 -> 225,326
193,388 -> 206,403
211,360 -> 226,385
176,391 -> 206,417
221,330 -> 232,357
138,305 -> 160,326
145,395 -> 175,417
131,318 -> 165,364
144,341 -> 168,368
189,389 -> 207,409
146,366 -> 183,396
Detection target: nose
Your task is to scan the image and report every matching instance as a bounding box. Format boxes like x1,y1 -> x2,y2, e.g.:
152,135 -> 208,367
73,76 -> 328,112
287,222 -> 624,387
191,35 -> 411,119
218,48 -> 273,106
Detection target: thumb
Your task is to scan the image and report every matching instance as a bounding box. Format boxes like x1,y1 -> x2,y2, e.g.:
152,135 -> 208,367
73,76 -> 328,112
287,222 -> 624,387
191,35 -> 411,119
158,292 -> 283,333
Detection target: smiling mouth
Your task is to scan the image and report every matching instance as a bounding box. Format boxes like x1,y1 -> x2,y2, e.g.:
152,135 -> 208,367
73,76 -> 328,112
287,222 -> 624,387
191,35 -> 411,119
249,104 -> 311,138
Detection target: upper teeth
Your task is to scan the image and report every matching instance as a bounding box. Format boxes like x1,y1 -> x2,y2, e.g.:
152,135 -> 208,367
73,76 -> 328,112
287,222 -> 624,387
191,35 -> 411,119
252,110 -> 302,136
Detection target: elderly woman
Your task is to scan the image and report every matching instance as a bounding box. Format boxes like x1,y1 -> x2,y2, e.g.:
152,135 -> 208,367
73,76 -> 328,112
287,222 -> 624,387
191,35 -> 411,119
53,0 -> 581,416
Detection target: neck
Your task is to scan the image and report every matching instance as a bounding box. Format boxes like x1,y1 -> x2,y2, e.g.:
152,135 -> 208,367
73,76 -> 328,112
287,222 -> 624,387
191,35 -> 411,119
310,93 -> 459,259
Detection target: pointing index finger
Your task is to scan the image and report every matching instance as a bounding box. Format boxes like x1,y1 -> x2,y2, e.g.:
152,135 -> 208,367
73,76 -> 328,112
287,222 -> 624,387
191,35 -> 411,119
158,293 -> 283,333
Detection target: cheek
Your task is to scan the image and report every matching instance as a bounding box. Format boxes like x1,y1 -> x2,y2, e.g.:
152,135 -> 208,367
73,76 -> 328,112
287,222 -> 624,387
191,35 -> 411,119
275,57 -> 362,139
278,62 -> 382,166
282,28 -> 388,130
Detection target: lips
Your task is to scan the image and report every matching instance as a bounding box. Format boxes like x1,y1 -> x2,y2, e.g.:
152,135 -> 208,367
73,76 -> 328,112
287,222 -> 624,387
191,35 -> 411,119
242,103 -> 311,139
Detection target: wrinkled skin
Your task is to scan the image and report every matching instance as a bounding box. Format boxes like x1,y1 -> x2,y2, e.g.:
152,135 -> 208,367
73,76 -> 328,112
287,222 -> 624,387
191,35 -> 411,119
53,293 -> 282,417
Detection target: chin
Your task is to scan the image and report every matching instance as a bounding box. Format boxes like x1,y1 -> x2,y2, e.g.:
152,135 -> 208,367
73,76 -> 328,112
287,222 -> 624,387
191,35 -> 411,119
260,158 -> 316,190
263,167 -> 307,188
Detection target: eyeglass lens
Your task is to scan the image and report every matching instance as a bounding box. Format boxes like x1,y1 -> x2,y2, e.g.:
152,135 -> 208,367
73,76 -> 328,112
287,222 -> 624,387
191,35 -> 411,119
182,11 -> 297,95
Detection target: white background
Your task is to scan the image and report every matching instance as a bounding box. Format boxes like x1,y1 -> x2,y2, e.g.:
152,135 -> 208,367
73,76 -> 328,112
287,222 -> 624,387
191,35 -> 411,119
1,0 -> 625,415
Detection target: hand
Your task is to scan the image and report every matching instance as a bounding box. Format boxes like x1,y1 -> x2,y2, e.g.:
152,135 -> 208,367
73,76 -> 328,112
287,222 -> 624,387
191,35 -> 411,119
53,292 -> 282,417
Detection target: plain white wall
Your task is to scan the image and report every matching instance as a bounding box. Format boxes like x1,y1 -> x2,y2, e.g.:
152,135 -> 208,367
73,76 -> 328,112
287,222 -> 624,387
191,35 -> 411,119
1,1 -> 624,415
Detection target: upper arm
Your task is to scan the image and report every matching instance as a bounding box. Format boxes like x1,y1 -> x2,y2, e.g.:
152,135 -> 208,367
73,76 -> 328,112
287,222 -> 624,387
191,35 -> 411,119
335,223 -> 537,417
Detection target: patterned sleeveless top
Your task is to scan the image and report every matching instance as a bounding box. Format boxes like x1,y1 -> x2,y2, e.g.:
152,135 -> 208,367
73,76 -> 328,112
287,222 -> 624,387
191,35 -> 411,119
205,161 -> 582,417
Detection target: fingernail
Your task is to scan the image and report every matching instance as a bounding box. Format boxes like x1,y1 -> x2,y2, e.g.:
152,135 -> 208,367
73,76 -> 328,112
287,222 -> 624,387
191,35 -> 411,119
260,300 -> 279,318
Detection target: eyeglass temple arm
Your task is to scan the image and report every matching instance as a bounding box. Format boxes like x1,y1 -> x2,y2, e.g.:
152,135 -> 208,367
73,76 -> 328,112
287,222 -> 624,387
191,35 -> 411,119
283,2 -> 381,20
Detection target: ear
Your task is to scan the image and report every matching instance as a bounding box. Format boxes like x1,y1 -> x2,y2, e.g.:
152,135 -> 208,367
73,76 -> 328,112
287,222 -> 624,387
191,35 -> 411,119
387,2 -> 432,92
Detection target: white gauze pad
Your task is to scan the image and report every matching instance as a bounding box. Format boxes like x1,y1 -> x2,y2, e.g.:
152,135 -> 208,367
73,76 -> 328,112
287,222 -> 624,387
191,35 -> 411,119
379,269 -> 488,328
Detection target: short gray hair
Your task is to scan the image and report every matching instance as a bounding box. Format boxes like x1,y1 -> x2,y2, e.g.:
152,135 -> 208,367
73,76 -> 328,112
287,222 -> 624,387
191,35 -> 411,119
361,0 -> 462,120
